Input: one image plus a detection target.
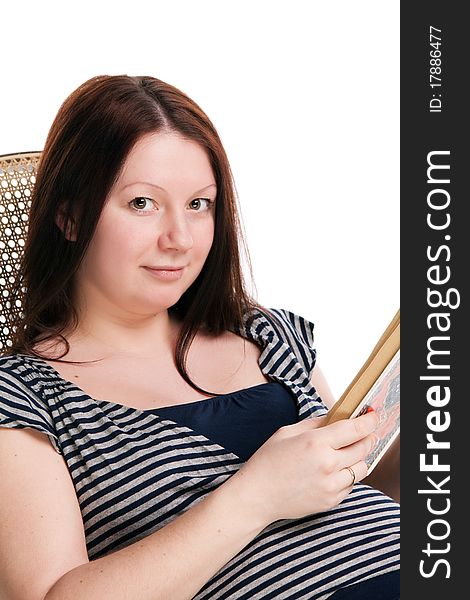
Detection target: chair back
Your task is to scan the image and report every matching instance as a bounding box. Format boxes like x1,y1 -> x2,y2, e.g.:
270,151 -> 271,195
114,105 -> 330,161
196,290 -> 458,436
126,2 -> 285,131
0,152 -> 41,352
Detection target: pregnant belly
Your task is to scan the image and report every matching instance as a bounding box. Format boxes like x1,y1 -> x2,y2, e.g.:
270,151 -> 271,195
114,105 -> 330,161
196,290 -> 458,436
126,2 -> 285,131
192,484 -> 400,600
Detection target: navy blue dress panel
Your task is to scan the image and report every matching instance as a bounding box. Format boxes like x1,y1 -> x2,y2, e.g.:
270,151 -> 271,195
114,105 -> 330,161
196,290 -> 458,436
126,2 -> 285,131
328,570 -> 400,599
154,381 -> 298,462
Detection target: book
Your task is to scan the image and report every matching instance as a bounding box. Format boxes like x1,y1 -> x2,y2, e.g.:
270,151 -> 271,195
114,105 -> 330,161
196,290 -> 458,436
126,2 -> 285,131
323,309 -> 400,474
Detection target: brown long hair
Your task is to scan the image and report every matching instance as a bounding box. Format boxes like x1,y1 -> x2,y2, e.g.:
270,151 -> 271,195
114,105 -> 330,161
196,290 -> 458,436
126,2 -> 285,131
5,74 -> 271,396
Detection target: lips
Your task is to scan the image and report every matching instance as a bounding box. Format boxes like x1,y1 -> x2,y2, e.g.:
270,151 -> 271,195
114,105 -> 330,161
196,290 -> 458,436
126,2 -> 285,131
145,266 -> 185,270
143,266 -> 185,281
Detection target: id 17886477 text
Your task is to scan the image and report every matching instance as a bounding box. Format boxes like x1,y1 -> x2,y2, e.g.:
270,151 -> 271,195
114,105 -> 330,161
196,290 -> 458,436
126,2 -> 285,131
429,26 -> 443,113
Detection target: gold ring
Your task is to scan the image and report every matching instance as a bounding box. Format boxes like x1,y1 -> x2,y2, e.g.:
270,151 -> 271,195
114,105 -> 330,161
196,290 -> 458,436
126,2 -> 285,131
345,466 -> 356,486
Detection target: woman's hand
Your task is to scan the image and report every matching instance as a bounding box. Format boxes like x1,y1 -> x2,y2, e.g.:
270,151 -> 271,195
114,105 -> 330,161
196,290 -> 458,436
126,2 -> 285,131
309,364 -> 400,503
233,411 -> 379,524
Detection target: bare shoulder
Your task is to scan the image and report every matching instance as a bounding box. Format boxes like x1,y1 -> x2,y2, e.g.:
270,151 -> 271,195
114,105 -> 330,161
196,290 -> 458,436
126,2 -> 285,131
198,325 -> 268,373
188,325 -> 270,390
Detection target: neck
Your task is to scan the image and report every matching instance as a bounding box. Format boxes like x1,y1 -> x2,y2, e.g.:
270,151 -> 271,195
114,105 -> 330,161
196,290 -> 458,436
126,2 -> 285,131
56,310 -> 183,361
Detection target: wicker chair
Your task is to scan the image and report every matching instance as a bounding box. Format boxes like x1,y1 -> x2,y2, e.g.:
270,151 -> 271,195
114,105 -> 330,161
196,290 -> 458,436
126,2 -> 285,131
0,151 -> 42,353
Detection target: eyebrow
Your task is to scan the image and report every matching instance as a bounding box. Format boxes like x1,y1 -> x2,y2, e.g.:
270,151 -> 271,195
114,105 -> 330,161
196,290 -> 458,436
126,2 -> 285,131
121,182 -> 217,194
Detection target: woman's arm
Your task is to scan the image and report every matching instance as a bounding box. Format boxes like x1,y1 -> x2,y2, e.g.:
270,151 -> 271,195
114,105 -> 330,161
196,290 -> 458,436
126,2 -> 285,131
309,364 -> 336,409
0,426 -> 268,600
310,364 -> 400,503
46,472 -> 267,600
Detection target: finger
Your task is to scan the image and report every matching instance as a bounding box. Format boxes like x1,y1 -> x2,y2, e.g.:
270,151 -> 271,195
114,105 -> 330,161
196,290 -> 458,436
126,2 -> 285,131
282,414 -> 329,436
322,412 -> 379,449
338,460 -> 369,491
350,459 -> 369,483
336,433 -> 377,470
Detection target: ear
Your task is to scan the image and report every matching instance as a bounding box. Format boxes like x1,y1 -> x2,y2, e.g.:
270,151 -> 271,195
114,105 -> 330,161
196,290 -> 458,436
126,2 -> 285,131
55,207 -> 77,242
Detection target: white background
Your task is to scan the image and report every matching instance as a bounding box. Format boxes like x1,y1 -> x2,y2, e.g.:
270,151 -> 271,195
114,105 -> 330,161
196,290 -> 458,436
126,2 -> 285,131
1,0 -> 399,398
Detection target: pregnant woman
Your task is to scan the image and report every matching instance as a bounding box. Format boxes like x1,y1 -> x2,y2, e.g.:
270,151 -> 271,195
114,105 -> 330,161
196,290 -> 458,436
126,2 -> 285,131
0,74 -> 399,599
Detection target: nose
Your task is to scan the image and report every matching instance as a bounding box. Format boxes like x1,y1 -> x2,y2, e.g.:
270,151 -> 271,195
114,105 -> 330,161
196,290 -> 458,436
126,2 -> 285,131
158,209 -> 194,251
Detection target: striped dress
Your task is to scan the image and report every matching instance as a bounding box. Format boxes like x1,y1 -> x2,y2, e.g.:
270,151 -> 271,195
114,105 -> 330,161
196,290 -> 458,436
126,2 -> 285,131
0,307 -> 400,599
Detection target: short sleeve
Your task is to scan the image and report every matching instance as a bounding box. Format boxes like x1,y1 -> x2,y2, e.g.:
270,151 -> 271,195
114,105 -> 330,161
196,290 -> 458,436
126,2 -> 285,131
267,307 -> 317,376
0,365 -> 62,454
264,307 -> 328,415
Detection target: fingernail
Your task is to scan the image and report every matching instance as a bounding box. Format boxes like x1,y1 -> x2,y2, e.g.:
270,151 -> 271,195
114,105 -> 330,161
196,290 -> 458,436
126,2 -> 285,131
367,407 -> 379,430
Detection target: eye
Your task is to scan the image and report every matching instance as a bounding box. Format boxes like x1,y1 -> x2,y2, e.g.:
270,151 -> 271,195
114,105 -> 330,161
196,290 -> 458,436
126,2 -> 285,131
189,198 -> 214,211
129,197 -> 154,212
128,196 -> 215,214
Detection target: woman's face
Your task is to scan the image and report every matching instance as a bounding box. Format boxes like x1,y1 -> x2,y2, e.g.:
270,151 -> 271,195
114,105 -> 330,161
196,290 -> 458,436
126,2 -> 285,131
74,131 -> 217,319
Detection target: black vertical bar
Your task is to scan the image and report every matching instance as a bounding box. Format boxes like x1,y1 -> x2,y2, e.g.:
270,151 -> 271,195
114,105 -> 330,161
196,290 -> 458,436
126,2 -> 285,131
401,1 -> 466,597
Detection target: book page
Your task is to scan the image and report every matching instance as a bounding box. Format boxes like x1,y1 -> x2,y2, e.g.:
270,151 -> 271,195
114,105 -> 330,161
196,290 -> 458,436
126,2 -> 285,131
353,349 -> 400,473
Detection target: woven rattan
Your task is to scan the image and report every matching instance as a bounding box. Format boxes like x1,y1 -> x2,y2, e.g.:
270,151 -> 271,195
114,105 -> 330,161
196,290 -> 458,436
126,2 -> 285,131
0,151 -> 41,351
